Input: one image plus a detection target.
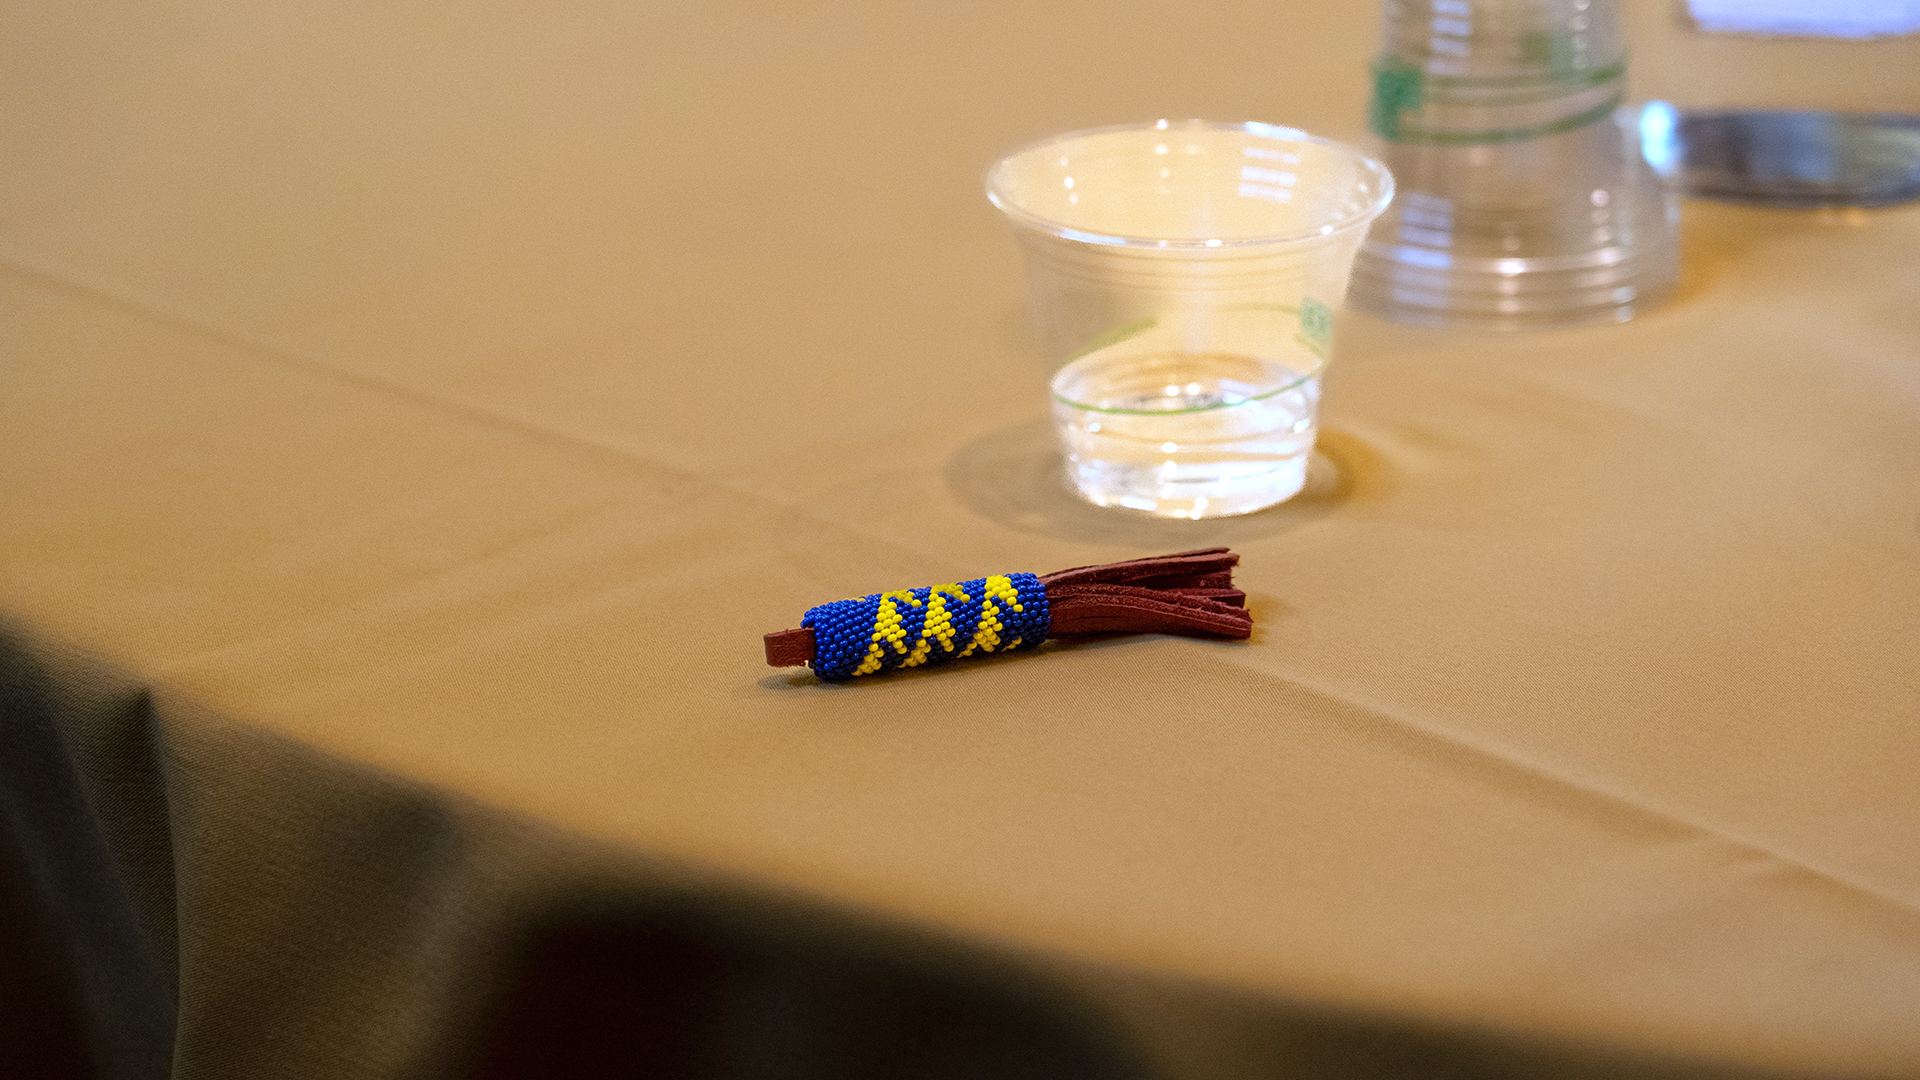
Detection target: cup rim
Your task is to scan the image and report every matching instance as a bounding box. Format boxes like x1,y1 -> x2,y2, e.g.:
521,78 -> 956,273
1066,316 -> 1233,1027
986,119 -> 1394,251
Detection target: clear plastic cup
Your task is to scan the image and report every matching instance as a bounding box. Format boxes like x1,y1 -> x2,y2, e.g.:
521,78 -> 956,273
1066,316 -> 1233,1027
986,120 -> 1393,519
1349,0 -> 1679,329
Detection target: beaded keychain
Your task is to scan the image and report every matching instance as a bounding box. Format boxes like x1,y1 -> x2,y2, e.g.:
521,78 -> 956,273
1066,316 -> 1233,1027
764,548 -> 1251,680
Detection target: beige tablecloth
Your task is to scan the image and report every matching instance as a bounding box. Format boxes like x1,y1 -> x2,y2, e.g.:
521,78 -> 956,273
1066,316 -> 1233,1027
5,0 -> 1919,1076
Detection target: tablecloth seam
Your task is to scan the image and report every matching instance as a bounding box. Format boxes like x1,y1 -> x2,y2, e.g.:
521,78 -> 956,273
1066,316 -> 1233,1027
0,250 -> 918,553
1214,656 -> 1920,923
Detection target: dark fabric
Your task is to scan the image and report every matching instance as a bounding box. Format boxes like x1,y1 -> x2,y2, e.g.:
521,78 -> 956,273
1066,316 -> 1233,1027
0,632 -> 176,1080
0,623 -> 1857,1080
0,815 -> 98,1079
462,899 -> 1156,1080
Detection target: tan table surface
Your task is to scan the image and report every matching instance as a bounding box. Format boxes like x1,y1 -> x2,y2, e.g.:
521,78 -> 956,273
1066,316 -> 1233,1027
5,0 -> 1919,1075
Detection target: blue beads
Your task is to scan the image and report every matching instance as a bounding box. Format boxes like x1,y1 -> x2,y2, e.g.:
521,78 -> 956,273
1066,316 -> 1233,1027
802,573 -> 1049,680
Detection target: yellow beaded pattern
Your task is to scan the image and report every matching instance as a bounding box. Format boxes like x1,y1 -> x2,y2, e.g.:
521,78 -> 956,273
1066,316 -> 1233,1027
802,573 -> 1049,680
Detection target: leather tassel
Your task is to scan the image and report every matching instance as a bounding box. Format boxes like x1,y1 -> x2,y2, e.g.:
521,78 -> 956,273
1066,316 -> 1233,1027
764,548 -> 1250,675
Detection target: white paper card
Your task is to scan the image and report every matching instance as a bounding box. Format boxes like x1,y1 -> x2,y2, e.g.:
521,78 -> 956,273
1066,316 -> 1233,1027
1688,0 -> 1920,38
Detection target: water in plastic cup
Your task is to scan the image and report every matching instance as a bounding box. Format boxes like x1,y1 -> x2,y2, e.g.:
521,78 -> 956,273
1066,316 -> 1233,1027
987,121 -> 1392,519
1050,308 -> 1322,518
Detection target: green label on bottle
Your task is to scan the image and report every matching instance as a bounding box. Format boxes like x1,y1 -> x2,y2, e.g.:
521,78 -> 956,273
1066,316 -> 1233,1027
1368,60 -> 1423,141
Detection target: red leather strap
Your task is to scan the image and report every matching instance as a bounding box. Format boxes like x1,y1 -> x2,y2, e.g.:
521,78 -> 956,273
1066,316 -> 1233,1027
764,628 -> 816,667
1045,582 -> 1251,639
1038,547 -> 1239,589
